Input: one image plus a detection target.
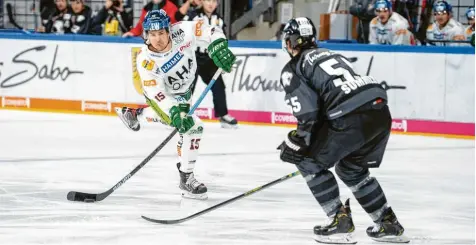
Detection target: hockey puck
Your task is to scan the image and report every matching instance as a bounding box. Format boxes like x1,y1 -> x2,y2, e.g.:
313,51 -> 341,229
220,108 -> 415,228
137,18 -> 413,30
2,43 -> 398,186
84,199 -> 95,203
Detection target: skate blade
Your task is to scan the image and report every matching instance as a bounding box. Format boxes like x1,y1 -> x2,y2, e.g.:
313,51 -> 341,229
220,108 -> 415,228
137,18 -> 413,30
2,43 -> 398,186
220,122 -> 238,129
314,233 -> 357,244
371,235 -> 410,243
181,191 -> 208,200
114,107 -> 140,132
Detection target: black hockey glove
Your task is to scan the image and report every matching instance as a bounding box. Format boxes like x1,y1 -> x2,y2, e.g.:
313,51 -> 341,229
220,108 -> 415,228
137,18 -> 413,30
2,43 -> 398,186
277,130 -> 309,165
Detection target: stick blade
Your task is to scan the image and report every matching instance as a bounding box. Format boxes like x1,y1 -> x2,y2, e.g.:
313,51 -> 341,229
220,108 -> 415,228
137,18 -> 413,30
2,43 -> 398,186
67,191 -> 98,203
141,215 -> 181,224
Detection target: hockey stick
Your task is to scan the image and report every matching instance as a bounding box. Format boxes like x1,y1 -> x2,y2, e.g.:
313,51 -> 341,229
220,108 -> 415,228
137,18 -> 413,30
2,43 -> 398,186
141,171 -> 301,224
66,68 -> 223,203
426,39 -> 472,45
6,3 -> 23,30
366,56 -> 373,76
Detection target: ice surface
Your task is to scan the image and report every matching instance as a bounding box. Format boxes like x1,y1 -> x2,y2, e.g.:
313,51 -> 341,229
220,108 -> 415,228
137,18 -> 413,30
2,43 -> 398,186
0,110 -> 474,245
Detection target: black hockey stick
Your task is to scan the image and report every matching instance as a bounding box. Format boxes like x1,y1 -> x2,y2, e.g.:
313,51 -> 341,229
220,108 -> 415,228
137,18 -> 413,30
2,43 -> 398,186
141,171 -> 301,224
366,56 -> 373,76
66,68 -> 223,203
6,3 -> 24,30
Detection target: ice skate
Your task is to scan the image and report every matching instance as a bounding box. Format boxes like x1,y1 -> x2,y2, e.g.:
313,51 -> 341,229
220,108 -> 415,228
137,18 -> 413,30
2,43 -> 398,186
114,107 -> 141,131
177,162 -> 208,200
366,207 -> 410,243
314,199 -> 356,244
219,114 -> 238,128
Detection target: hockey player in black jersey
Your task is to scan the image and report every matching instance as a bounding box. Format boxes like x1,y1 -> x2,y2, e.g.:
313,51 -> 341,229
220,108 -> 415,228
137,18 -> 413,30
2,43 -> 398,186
277,17 -> 409,244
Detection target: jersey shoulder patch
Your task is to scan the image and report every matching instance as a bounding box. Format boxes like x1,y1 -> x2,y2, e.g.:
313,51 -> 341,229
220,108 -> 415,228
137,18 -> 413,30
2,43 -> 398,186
371,17 -> 379,25
466,26 -> 474,35
136,49 -> 161,78
280,64 -> 299,93
427,24 -> 434,31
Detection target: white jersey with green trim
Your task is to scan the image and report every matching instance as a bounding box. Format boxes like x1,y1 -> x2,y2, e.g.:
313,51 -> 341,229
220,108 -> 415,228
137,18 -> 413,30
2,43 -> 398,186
136,20 -> 225,117
134,20 -> 225,177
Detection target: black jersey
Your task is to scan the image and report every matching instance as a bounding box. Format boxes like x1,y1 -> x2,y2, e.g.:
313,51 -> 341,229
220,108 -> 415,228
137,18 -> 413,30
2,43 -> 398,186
280,48 -> 387,145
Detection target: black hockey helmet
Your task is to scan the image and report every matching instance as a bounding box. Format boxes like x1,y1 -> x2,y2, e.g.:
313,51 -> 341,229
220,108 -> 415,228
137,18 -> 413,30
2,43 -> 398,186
282,17 -> 317,55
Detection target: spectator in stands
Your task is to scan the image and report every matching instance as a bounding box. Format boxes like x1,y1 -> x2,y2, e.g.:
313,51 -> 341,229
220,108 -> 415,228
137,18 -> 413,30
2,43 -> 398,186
70,0 -> 93,34
91,0 -> 133,36
464,7 -> 475,43
122,0 -> 178,37
182,0 -> 238,127
349,0 -> 376,44
39,0 -> 73,34
426,0 -> 465,46
369,0 -> 415,45
175,0 -> 202,21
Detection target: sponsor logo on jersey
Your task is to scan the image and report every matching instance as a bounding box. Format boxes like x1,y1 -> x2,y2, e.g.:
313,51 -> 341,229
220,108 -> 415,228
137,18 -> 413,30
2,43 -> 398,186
195,20 -> 204,36
174,95 -> 188,103
433,32 -> 446,40
179,41 -> 192,52
305,50 -> 331,66
161,52 -> 184,73
171,29 -> 185,43
377,28 -> 390,35
142,60 -> 155,71
143,79 -> 157,86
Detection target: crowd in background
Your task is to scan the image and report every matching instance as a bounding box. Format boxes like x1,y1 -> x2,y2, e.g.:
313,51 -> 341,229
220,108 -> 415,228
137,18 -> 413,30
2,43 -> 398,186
35,0 -> 249,37
4,0 -> 474,46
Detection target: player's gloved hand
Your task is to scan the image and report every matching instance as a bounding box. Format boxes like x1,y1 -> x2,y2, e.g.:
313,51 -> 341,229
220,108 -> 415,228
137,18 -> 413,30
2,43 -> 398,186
208,38 -> 236,73
170,104 -> 195,134
277,130 -> 309,165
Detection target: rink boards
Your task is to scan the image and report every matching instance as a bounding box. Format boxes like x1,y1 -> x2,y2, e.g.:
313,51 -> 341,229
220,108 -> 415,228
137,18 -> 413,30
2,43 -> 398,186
0,33 -> 474,138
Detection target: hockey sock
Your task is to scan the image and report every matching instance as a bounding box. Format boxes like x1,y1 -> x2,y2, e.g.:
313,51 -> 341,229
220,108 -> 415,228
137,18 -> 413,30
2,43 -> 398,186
302,169 -> 342,217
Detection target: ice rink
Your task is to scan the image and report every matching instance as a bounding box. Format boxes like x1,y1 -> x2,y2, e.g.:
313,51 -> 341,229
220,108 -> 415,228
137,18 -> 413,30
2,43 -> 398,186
0,110 -> 474,245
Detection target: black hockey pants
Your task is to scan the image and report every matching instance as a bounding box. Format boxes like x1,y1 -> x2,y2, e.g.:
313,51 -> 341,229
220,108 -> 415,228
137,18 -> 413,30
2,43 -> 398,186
296,101 -> 392,219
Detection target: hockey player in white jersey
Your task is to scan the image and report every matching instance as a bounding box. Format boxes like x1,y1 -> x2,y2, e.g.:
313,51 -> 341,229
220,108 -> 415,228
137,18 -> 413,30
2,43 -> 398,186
426,0 -> 466,46
369,0 -> 415,45
116,9 -> 235,200
464,7 -> 475,43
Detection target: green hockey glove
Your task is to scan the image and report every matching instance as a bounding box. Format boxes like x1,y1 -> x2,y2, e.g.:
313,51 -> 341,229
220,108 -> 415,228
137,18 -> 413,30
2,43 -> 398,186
169,104 -> 195,133
208,38 -> 236,73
